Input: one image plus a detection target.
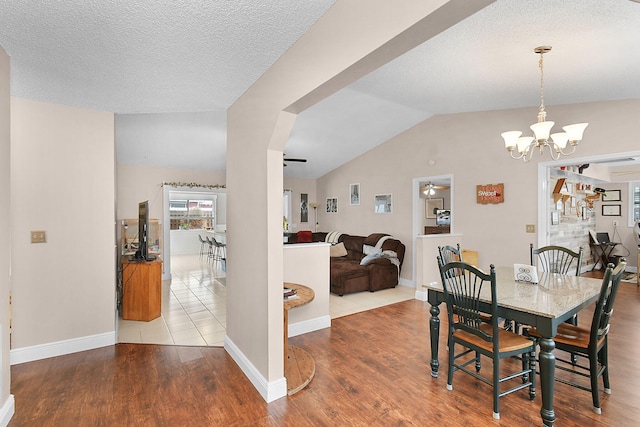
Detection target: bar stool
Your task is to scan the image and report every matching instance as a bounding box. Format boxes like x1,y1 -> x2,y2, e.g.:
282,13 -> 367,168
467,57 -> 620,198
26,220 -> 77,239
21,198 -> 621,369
198,235 -> 207,258
212,237 -> 226,263
205,236 -> 215,262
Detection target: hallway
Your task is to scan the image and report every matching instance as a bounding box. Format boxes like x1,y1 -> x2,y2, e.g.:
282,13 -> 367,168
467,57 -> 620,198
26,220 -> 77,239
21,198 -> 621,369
117,254 -> 415,346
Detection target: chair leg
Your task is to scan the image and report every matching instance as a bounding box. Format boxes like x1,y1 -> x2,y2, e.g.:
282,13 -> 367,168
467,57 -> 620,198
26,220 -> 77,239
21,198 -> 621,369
600,342 -> 611,394
529,350 -> 536,400
589,347 -> 602,414
493,357 -> 500,419
475,351 -> 481,372
447,341 -> 455,391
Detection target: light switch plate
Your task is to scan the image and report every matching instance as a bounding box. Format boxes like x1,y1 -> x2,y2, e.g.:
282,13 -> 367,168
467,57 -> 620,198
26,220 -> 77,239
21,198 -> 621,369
31,230 -> 46,243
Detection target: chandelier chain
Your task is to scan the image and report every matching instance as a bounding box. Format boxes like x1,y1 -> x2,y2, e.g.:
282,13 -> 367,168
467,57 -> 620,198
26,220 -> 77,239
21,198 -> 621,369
538,52 -> 546,122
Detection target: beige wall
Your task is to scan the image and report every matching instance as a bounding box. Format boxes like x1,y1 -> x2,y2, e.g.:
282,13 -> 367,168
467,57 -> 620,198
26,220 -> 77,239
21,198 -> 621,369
0,44 -> 14,420
10,98 -> 115,352
116,163 -> 226,221
317,99 -> 640,280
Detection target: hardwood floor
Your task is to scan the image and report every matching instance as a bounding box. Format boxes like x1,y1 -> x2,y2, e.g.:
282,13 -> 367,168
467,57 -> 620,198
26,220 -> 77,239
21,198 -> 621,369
10,279 -> 640,426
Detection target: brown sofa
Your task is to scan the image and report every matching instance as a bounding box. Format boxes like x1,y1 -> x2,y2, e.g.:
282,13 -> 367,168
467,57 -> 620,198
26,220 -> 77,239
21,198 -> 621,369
288,231 -> 405,296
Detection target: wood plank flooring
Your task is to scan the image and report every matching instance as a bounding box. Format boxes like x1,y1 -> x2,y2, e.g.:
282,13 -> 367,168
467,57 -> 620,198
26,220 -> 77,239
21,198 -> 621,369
10,279 -> 640,426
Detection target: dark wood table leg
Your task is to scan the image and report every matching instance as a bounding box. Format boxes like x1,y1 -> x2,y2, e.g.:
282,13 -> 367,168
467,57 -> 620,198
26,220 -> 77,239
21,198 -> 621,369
429,303 -> 440,377
539,337 -> 557,427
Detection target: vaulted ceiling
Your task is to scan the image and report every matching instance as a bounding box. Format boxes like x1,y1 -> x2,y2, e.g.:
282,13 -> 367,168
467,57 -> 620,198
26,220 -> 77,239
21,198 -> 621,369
1,0 -> 639,178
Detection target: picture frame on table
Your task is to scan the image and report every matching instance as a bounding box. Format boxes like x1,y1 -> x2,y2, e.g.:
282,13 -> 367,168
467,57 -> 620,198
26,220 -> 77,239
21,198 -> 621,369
425,198 -> 443,219
602,190 -> 621,202
374,194 -> 392,214
602,205 -> 621,216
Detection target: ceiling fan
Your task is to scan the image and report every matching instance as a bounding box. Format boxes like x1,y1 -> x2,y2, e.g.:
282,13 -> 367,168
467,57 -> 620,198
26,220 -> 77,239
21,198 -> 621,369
421,181 -> 450,196
283,154 -> 307,167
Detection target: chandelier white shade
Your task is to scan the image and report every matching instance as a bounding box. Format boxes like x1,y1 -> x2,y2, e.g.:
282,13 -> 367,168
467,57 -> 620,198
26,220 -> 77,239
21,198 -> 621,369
502,46 -> 588,162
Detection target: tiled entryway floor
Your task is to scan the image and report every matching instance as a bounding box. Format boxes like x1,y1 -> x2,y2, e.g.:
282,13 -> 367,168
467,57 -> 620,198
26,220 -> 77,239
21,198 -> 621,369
117,254 -> 415,346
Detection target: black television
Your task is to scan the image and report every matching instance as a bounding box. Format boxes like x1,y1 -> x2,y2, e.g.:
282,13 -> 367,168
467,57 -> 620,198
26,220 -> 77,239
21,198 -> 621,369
132,200 -> 156,261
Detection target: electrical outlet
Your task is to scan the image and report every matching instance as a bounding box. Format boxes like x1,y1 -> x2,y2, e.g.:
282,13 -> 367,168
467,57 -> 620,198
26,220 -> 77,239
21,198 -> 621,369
613,220 -> 618,227
31,230 -> 46,243
526,224 -> 536,233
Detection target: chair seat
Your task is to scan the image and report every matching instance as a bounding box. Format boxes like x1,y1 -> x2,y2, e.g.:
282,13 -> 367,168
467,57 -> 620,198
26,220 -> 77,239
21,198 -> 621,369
454,324 -> 534,354
527,323 -> 605,351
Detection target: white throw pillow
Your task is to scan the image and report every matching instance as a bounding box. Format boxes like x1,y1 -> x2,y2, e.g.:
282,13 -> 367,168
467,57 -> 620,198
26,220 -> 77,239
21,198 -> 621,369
330,242 -> 348,257
362,244 -> 376,255
360,249 -> 382,265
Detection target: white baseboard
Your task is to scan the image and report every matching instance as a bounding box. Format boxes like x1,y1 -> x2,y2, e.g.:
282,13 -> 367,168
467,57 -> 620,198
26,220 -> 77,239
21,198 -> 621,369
10,331 -> 116,365
414,287 -> 428,301
399,277 -> 414,287
0,395 -> 14,427
224,336 -> 287,403
288,315 -> 330,338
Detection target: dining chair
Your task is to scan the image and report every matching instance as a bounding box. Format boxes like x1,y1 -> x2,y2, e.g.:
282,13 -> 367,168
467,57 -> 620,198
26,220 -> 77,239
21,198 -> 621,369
530,244 -> 583,277
438,259 -> 536,420
529,244 -> 584,328
525,259 -> 626,415
438,244 -> 462,264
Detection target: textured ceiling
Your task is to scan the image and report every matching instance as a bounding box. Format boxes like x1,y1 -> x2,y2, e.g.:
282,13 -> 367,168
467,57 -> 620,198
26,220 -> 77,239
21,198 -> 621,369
1,0 -> 640,178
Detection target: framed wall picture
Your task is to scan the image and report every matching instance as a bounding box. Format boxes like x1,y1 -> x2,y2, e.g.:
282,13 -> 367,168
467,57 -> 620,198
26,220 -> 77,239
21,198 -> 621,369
374,194 -> 392,214
300,193 -> 308,222
602,190 -> 621,202
602,205 -> 621,216
350,183 -> 360,205
425,198 -> 443,219
326,197 -> 338,214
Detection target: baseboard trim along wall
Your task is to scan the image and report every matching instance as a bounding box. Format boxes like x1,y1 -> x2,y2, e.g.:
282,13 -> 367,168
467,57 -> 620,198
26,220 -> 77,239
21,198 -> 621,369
0,395 -> 14,427
10,331 -> 116,365
224,336 -> 287,403
288,315 -> 330,338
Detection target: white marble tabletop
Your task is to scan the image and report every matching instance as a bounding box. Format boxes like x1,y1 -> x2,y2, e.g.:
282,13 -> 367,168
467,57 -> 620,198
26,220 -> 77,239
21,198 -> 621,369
424,266 -> 603,320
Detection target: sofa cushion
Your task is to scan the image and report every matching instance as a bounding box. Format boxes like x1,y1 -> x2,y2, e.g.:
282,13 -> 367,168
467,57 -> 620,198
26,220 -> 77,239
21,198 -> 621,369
363,233 -> 390,246
330,242 -> 348,257
342,235 -> 366,260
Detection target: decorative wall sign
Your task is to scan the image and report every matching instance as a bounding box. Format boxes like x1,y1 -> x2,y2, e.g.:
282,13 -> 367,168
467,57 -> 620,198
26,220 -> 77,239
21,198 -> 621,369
477,183 -> 504,204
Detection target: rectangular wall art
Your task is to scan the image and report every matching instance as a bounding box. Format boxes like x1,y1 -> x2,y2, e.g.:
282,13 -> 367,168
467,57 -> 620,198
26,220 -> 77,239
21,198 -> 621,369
326,197 -> 338,214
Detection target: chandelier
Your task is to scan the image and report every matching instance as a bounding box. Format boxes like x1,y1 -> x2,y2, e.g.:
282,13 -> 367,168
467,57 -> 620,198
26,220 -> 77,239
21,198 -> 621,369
501,46 -> 588,162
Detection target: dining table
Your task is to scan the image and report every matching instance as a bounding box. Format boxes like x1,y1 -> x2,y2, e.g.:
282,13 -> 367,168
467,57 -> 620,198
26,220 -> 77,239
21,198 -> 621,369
424,266 -> 604,427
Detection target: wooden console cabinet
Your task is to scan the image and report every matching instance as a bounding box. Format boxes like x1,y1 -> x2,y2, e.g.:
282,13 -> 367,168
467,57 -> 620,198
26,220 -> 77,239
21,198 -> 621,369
122,258 -> 162,321
424,226 -> 450,235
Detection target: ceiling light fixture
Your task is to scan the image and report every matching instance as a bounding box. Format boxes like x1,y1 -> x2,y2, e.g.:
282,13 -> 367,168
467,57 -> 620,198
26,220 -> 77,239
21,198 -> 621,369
501,46 -> 588,163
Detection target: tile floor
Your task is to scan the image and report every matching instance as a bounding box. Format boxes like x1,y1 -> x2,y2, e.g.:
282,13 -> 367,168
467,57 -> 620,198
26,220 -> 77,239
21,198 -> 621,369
117,254 -> 415,346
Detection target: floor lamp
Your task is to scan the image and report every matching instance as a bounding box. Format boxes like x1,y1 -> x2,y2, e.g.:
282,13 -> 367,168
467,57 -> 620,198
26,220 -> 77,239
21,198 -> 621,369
309,202 -> 319,232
